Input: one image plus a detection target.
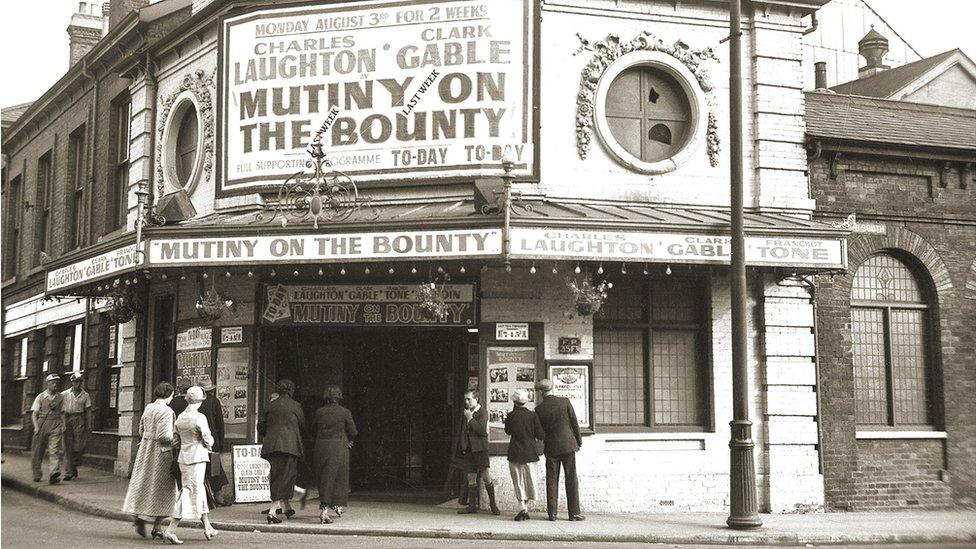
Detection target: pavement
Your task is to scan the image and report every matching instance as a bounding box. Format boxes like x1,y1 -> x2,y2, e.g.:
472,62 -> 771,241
3,452 -> 975,546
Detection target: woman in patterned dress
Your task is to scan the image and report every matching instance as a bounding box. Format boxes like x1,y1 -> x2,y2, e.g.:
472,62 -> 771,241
165,386 -> 217,544
122,381 -> 179,540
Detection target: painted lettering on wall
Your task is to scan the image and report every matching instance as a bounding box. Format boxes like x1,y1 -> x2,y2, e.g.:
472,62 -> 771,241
261,284 -> 476,326
149,229 -> 501,265
511,228 -> 846,269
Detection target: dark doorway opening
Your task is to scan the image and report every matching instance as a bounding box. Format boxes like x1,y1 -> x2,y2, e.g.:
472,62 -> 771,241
267,327 -> 474,500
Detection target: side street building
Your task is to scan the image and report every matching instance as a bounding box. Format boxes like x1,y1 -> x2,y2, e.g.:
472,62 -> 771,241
807,32 -> 976,509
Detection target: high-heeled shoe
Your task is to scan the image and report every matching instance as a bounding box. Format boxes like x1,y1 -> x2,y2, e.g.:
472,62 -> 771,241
162,532 -> 183,545
133,518 -> 148,538
266,514 -> 282,524
331,505 -> 343,518
284,509 -> 296,519
319,511 -> 333,524
204,528 -> 218,540
151,528 -> 164,540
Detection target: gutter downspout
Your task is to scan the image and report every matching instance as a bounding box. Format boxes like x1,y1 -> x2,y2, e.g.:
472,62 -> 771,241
802,275 -> 826,477
134,52 -> 157,252
82,58 -> 98,247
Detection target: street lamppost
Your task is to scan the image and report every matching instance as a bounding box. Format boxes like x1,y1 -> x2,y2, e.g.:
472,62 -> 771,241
727,0 -> 762,530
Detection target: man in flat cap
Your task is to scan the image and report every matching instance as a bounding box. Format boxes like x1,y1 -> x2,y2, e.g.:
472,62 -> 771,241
60,372 -> 92,481
534,378 -> 584,521
31,373 -> 66,484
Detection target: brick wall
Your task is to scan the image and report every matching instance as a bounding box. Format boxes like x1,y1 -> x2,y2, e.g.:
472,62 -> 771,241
852,439 -> 951,510
812,152 -> 976,509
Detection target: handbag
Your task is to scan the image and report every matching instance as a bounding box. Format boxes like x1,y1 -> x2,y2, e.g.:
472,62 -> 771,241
170,449 -> 182,490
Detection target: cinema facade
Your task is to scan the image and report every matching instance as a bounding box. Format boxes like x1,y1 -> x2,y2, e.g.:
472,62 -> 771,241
8,0 -> 849,513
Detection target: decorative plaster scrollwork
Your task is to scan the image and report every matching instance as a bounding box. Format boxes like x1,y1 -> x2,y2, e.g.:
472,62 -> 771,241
155,69 -> 216,200
575,31 -> 720,167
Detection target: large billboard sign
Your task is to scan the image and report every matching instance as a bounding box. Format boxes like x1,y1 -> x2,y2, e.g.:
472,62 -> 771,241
220,0 -> 535,195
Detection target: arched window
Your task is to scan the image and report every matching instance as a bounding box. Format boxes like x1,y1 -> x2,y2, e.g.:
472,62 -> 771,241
850,253 -> 936,428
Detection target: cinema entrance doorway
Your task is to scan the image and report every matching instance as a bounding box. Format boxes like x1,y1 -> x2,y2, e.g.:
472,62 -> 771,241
263,326 -> 478,499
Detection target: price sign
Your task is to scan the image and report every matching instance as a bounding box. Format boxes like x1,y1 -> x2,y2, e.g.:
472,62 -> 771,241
495,323 -> 529,341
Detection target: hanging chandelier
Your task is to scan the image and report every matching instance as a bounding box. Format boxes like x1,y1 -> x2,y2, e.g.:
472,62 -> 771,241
259,142 -> 378,229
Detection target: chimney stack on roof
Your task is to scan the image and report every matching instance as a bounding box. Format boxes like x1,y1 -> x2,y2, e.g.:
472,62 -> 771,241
67,2 -> 106,68
857,25 -> 890,79
814,61 -> 828,90
108,0 -> 149,32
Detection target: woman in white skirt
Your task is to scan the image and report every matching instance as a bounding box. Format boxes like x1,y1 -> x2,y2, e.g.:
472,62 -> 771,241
504,389 -> 545,521
122,381 -> 179,540
165,386 -> 217,544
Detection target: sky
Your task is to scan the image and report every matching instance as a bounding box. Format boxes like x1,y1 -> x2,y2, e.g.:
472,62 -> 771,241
0,0 -> 974,108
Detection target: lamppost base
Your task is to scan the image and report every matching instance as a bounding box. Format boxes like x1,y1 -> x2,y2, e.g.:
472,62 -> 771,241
726,515 -> 763,529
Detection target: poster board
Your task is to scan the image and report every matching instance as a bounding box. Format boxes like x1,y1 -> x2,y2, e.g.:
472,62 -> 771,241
232,444 -> 271,503
217,346 -> 251,435
547,361 -> 594,434
175,326 -> 213,389
486,346 -> 537,443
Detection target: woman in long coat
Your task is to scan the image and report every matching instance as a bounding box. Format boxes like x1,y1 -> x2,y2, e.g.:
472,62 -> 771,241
258,379 -> 307,523
165,386 -> 218,544
122,381 -> 179,540
313,385 -> 357,524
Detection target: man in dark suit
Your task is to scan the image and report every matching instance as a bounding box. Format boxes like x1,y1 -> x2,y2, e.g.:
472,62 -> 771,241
534,378 -> 584,521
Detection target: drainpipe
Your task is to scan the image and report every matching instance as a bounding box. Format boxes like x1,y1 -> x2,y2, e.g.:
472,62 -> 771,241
82,58 -> 98,247
135,52 -> 157,251
801,275 -> 826,476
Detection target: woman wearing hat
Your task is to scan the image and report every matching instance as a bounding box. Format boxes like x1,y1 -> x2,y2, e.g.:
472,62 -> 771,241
258,379 -> 307,523
504,388 -> 545,521
122,381 -> 179,541
165,386 -> 218,543
312,385 -> 357,524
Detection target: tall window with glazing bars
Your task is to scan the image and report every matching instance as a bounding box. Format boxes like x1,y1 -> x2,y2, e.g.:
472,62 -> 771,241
850,253 -> 940,429
3,175 -> 22,279
109,94 -> 131,231
34,150 -> 53,265
593,275 -> 711,431
66,124 -> 87,250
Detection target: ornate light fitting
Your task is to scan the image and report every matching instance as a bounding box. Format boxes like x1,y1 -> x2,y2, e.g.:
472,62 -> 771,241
260,142 -> 378,229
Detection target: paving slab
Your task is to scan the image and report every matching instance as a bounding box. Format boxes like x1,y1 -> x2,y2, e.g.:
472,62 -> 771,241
3,452 -> 975,546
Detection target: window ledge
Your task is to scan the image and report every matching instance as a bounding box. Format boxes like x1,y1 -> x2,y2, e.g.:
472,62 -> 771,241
2,277 -> 17,289
27,266 -> 45,277
2,424 -> 25,430
856,430 -> 947,440
91,430 -> 120,436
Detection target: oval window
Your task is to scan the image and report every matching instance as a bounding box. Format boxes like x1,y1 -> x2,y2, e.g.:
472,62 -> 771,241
605,66 -> 692,164
175,106 -> 199,186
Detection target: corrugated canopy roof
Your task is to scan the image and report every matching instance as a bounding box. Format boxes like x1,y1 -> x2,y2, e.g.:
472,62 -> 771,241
805,91 -> 976,152
155,198 -> 845,237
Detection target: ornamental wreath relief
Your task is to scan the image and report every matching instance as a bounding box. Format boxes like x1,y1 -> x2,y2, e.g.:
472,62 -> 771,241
575,31 -> 720,167
155,68 -> 216,198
